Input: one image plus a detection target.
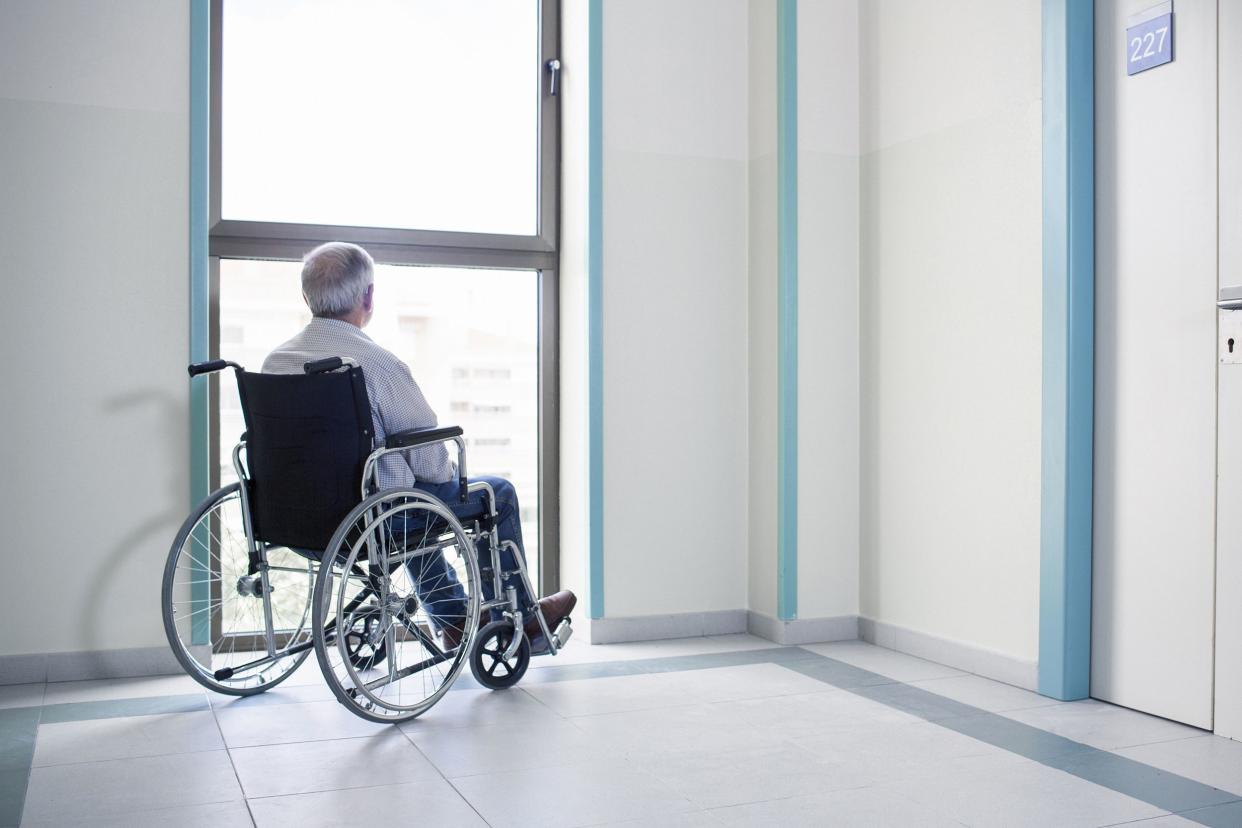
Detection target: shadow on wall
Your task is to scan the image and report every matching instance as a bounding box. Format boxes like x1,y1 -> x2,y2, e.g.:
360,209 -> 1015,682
81,387 -> 187,653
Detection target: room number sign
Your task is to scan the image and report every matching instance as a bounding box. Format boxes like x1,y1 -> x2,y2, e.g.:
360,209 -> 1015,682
1127,2 -> 1173,75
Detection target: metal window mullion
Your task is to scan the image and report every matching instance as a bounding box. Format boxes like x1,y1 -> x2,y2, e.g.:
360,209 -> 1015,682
211,219 -> 554,253
208,0 -> 222,228
538,268 -> 560,597
209,236 -> 556,271
538,0 -> 561,250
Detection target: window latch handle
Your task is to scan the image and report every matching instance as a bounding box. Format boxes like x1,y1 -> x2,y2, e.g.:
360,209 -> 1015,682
546,58 -> 561,96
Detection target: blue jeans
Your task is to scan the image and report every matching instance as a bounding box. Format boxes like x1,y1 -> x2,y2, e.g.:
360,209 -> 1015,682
394,476 -> 533,630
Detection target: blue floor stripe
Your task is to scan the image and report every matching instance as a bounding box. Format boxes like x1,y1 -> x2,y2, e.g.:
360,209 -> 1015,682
38,694 -> 209,724
0,709 -> 39,827
782,652 -> 1242,824
0,768 -> 29,828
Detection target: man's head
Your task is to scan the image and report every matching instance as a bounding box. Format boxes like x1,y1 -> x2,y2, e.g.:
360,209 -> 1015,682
301,242 -> 375,327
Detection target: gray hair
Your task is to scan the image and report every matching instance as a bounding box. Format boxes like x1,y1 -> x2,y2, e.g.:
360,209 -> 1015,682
301,242 -> 374,317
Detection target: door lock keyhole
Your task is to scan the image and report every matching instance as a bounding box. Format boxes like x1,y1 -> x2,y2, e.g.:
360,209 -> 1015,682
1230,338 -> 1235,354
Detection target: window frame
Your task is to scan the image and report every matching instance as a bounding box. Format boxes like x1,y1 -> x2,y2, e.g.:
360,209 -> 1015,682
206,0 -> 561,595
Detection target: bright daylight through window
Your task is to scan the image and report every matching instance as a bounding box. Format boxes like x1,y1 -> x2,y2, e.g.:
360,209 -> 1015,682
211,0 -> 557,626
221,0 -> 539,234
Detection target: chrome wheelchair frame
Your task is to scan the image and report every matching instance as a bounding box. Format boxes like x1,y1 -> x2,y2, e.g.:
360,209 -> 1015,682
161,358 -> 571,723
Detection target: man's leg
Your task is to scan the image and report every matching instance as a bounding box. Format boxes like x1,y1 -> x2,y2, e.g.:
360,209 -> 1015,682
410,476 -> 575,645
471,476 -> 576,642
390,496 -> 469,648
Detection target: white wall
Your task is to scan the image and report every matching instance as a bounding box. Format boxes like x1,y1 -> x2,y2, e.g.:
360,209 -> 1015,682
599,0 -> 751,618
858,0 -> 1043,663
0,1 -> 189,669
747,0 -> 778,618
796,0 -> 860,620
0,1 -> 1044,668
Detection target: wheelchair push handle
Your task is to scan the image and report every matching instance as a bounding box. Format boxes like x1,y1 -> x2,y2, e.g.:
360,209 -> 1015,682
187,359 -> 243,377
304,356 -> 344,374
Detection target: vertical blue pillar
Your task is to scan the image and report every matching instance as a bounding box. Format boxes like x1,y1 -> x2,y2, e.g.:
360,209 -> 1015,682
777,0 -> 799,621
189,0 -> 211,645
587,0 -> 605,620
1039,0 -> 1094,701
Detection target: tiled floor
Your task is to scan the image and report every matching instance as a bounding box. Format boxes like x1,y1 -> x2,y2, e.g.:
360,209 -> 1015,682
3,635 -> 1242,827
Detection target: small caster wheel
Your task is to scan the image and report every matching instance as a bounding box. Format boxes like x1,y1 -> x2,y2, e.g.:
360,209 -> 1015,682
470,620 -> 530,689
343,607 -> 387,670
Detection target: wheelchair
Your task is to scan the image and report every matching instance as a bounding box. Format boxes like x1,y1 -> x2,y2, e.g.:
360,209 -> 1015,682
161,356 -> 572,723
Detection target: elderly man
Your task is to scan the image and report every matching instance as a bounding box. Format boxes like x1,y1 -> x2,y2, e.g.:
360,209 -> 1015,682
263,241 -> 575,651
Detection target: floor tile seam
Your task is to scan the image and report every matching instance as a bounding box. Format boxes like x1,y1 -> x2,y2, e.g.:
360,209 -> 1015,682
447,747 -> 697,813
226,730 -> 412,753
31,739 -> 234,770
39,695 -> 211,724
29,746 -> 236,774
210,699 -> 333,711
206,695 -> 251,826
21,791 -> 246,826
1104,733 -> 1221,753
1171,795 -> 1242,814
694,782 -> 954,822
555,700 -> 704,719
1095,816 -> 1180,828
241,763 -> 490,827
392,715 -> 470,797
241,772 -> 445,802
439,770 -> 505,828
514,685 -> 572,720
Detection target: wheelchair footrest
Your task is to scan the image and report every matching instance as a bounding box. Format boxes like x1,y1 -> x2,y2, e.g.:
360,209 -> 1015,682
552,618 -> 573,648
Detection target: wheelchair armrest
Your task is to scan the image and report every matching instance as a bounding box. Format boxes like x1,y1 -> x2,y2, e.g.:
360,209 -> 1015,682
385,425 -> 464,450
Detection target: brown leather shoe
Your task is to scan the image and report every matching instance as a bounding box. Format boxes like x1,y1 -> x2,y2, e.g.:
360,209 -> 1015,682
524,590 -> 577,641
439,615 -> 469,651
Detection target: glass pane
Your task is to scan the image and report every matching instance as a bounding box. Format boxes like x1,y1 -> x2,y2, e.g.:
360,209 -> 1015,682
221,1 -> 539,235
217,259 -> 540,587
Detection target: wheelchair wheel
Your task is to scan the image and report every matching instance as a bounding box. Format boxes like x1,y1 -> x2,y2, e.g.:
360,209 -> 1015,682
470,620 -> 530,690
312,489 -> 481,724
162,484 -> 314,695
342,605 -> 386,669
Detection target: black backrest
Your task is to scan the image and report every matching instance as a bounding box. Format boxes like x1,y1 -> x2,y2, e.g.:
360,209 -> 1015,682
234,367 -> 374,552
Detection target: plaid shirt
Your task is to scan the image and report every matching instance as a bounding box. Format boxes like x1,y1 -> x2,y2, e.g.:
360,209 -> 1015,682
262,317 -> 456,487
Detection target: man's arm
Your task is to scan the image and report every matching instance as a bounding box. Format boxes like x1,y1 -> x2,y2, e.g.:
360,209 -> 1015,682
373,359 -> 456,483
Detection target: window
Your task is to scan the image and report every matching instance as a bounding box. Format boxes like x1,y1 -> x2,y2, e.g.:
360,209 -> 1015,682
209,0 -> 560,599
220,2 -> 539,234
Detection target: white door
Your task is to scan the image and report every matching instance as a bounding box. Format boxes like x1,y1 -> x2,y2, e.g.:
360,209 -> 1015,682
1092,0 -> 1217,729
1214,0 -> 1242,741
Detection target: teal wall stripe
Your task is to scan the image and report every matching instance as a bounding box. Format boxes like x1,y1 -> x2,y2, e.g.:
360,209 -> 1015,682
587,0 -> 605,620
1038,0 -> 1094,701
189,0 -> 210,507
776,0 -> 799,621
189,0 -> 211,644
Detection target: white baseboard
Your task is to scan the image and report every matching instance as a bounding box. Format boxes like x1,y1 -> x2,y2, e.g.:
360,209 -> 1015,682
859,617 -> 1038,691
586,610 -> 748,644
0,646 -> 187,686
747,611 -> 860,645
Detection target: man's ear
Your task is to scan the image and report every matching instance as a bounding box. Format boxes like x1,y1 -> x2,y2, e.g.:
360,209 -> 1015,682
363,283 -> 375,311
